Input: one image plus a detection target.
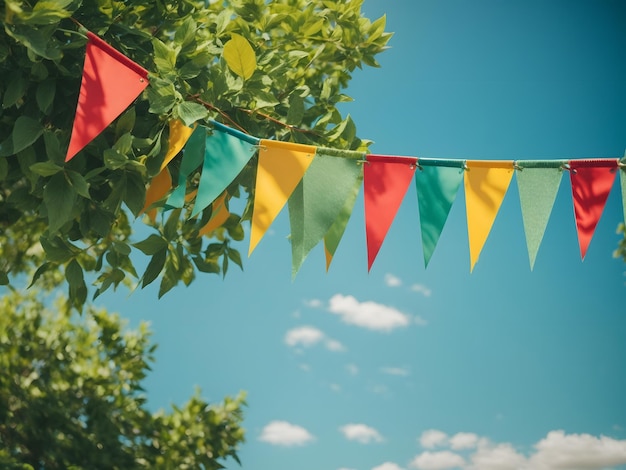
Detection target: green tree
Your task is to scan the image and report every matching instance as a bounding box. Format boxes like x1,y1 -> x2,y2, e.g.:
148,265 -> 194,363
0,0 -> 392,309
0,287 -> 246,469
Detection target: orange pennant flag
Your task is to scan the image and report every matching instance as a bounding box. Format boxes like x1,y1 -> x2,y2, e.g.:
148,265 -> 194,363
198,192 -> 230,236
141,167 -> 172,222
464,160 -> 514,272
66,32 -> 149,162
249,140 -> 316,255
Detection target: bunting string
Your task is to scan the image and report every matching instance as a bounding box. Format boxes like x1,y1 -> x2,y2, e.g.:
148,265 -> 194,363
62,30 -> 626,275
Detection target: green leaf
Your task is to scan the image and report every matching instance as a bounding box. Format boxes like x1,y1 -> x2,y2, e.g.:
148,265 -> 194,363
43,172 -> 76,234
30,161 -> 63,177
286,94 -> 305,125
36,79 -> 55,114
142,248 -> 167,288
40,236 -> 78,263
147,80 -> 177,114
28,262 -> 54,288
175,101 -> 208,127
227,248 -> 243,270
124,171 -> 145,217
0,116 -> 44,157
152,38 -> 177,73
174,17 -> 197,50
158,262 -> 178,298
67,171 -> 90,199
223,33 -> 256,80
103,149 -> 128,170
163,208 -> 181,240
133,234 -> 168,255
3,73 -> 26,108
0,270 -> 9,285
253,90 -> 279,109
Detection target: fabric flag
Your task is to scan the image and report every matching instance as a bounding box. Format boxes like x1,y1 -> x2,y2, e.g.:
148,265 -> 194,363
415,159 -> 465,267
249,140 -> 316,256
364,155 -> 418,271
323,150 -> 364,271
165,126 -> 206,209
516,160 -> 566,270
161,119 -> 195,171
66,32 -> 149,162
569,159 -> 619,260
288,148 -> 364,278
464,160 -> 514,272
198,192 -> 230,236
191,125 -> 258,217
141,168 -> 172,222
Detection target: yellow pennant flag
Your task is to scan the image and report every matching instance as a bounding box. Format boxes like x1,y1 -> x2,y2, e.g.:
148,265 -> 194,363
198,192 -> 230,236
250,140 -> 316,255
141,168 -> 172,222
161,119 -> 195,171
464,160 -> 514,272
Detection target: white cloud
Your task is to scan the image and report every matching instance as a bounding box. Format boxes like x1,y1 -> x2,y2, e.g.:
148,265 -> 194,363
285,326 -> 345,352
527,430 -> 626,470
380,366 -> 410,377
346,363 -> 359,376
259,421 -> 315,446
411,284 -> 432,297
420,429 -> 449,449
285,326 -> 324,347
304,298 -> 323,308
449,433 -> 479,450
373,463 -> 405,470
385,273 -> 403,287
328,294 -> 412,332
340,424 -> 384,444
325,338 -> 346,352
411,451 -> 465,470
413,430 -> 626,470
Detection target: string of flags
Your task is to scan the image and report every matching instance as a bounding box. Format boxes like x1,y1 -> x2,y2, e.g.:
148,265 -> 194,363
63,30 -> 626,275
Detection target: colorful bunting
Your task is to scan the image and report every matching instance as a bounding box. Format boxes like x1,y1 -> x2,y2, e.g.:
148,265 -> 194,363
288,148 -> 365,277
464,160 -> 514,272
161,119 -> 195,171
569,159 -> 619,259
415,159 -> 465,267
66,32 -> 149,162
364,155 -> 418,271
516,160 -> 566,270
192,126 -> 258,217
142,168 -> 172,222
249,140 -> 316,256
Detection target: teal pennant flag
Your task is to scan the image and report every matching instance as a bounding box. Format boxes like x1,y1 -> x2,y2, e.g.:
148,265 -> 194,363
165,125 -> 206,209
192,126 -> 258,217
415,160 -> 464,267
516,160 -> 566,270
288,148 -> 364,278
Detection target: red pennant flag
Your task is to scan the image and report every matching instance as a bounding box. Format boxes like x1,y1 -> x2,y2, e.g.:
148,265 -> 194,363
364,155 -> 417,271
66,32 -> 149,162
569,159 -> 619,259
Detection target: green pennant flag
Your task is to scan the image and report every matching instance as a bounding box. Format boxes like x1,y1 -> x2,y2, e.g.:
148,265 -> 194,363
415,160 -> 464,267
191,127 -> 258,217
288,148 -> 363,277
165,125 -> 206,209
516,160 -> 566,270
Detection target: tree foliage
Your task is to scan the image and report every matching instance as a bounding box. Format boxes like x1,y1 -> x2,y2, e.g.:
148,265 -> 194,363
0,0 -> 392,308
0,288 -> 246,469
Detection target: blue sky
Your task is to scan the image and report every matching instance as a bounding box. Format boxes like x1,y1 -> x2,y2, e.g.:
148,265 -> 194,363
102,1 -> 626,469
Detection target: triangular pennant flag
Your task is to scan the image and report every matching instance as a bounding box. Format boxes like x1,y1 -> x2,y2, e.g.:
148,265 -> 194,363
191,127 -> 257,217
141,168 -> 172,222
66,32 -> 149,162
569,159 -> 619,260
249,140 -> 316,255
165,126 -> 206,209
288,149 -> 364,278
198,192 -> 230,236
415,160 -> 464,267
364,155 -> 417,271
161,119 -> 195,171
516,160 -> 565,270
464,160 -> 514,272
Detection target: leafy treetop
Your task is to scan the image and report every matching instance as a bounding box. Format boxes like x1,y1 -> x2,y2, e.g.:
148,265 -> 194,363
0,0 -> 392,309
